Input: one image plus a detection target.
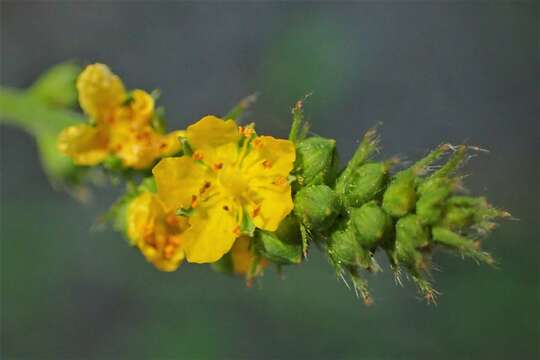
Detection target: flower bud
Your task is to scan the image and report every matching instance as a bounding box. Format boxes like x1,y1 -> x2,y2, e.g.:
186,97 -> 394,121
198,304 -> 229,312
382,172 -> 416,218
328,218 -> 371,269
395,214 -> 430,249
416,177 -> 453,225
254,215 -> 302,264
295,136 -> 339,187
294,184 -> 341,232
336,162 -> 389,208
351,201 -> 393,248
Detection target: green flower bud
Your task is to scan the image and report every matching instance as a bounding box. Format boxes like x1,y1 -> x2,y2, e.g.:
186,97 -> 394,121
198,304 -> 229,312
416,177 -> 453,225
295,136 -> 339,187
395,214 -> 430,249
382,145 -> 449,218
254,215 -> 302,264
328,218 -> 371,268
382,172 -> 417,218
351,201 -> 393,248
432,226 -> 494,265
294,184 -> 341,232
335,162 -> 389,208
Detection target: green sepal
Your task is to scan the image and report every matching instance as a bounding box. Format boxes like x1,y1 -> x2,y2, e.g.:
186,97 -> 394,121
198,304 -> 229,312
431,226 -> 494,265
122,92 -> 135,106
151,106 -> 166,134
240,210 -> 256,236
176,207 -> 194,217
351,201 -> 393,248
294,184 -> 341,232
223,93 -> 258,122
28,61 -> 80,108
295,136 -> 339,188
254,230 -> 302,265
210,253 -> 234,274
179,137 -> 193,156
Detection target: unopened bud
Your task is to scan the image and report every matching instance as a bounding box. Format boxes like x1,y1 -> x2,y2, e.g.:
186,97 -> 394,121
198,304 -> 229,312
328,218 -> 372,269
351,201 -> 393,248
295,136 -> 339,187
336,162 -> 389,208
416,177 -> 453,225
382,172 -> 416,218
294,184 -> 341,232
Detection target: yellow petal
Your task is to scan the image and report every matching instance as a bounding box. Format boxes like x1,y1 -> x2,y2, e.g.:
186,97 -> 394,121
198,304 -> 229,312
152,156 -> 211,212
248,180 -> 294,232
127,192 -> 187,272
77,63 -> 126,122
187,115 -> 240,149
158,130 -> 185,157
183,199 -> 239,263
127,192 -> 162,245
129,89 -> 155,124
57,124 -> 109,165
243,136 -> 296,177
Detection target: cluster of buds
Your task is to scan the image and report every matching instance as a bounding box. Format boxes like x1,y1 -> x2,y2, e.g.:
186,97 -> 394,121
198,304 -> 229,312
275,101 -> 509,303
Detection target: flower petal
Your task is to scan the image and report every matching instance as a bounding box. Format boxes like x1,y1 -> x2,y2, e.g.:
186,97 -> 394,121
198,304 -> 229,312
152,156 -> 211,212
248,179 -> 294,232
183,199 -> 240,263
77,63 -> 126,122
244,136 -> 296,177
57,124 -> 109,165
187,115 -> 240,149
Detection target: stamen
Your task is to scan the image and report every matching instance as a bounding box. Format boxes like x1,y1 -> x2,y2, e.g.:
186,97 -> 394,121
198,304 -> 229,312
212,162 -> 223,171
191,195 -> 198,208
273,176 -> 288,187
199,181 -> 212,194
262,160 -> 272,169
165,214 -> 179,226
192,150 -> 204,161
233,225 -> 241,236
252,206 -> 261,217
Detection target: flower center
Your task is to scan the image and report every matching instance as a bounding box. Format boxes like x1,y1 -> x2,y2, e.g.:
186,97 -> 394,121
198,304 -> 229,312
218,166 -> 248,198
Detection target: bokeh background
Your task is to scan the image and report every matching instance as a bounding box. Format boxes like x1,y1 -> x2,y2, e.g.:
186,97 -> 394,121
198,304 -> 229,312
1,2 -> 538,359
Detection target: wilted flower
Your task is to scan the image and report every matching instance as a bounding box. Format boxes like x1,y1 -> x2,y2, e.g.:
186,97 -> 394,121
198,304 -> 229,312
58,63 -> 183,169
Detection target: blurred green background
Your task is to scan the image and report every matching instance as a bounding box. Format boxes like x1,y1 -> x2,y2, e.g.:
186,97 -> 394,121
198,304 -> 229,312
1,2 -> 538,359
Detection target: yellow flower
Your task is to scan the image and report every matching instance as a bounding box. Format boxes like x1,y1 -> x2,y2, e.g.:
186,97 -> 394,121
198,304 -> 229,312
230,236 -> 268,278
153,115 -> 295,263
127,192 -> 189,271
58,63 -> 183,169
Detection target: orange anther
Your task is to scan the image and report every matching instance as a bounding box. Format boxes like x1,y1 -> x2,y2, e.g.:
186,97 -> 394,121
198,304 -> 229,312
262,159 -> 272,169
165,214 -> 179,227
233,225 -> 241,237
273,176 -> 288,187
199,181 -> 211,194
252,206 -> 261,218
212,162 -> 223,171
192,151 -> 204,161
191,195 -> 198,208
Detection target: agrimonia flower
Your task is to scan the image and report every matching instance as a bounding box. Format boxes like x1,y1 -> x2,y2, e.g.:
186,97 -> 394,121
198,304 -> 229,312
153,115 -> 296,263
47,63 -> 509,304
57,63 -> 183,169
